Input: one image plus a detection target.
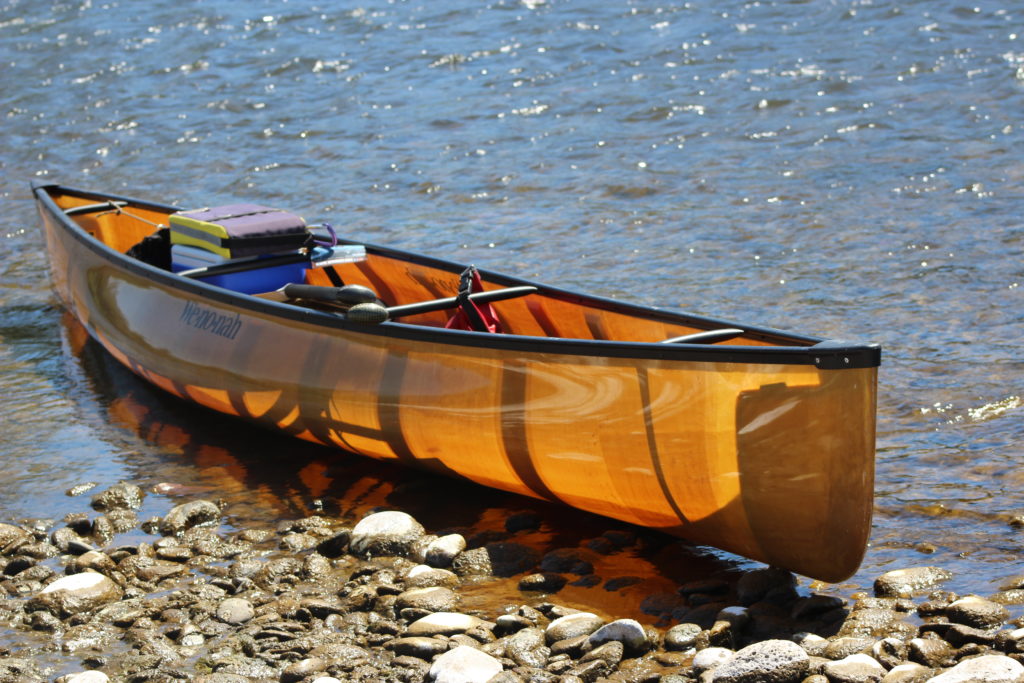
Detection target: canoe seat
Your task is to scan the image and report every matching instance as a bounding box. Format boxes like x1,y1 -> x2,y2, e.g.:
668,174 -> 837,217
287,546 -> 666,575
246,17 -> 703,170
662,328 -> 744,345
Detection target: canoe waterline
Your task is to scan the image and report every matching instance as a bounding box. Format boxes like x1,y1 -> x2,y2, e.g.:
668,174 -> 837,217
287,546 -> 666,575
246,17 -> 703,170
34,183 -> 880,582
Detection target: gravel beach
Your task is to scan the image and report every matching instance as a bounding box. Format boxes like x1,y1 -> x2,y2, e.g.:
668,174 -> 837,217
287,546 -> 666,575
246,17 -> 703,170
2,482 -> 1024,683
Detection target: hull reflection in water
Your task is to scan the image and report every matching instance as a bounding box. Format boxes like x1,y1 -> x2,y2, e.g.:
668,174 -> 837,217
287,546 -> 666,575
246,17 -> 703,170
36,183 -> 880,582
63,311 -> 751,623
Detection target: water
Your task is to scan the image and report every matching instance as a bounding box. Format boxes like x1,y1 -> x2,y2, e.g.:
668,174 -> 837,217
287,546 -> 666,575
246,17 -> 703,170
1,0 -> 1023,615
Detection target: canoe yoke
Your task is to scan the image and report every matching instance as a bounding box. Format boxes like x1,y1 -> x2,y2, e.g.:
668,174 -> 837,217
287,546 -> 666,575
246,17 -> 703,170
279,282 -> 540,327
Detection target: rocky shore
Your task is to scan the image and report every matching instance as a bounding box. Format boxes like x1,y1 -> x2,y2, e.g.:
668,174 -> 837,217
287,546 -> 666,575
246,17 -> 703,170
1,482 -> 1024,683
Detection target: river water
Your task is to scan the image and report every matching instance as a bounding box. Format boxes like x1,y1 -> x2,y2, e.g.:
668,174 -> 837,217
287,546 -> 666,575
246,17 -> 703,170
1,0 -> 1022,618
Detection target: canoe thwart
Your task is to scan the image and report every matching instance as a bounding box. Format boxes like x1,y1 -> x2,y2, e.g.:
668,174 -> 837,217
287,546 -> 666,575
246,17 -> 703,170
662,328 -> 745,345
385,286 -> 538,320
64,200 -> 127,216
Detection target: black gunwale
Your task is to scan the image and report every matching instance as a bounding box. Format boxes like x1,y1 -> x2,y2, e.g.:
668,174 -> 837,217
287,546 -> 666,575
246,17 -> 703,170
33,182 -> 881,369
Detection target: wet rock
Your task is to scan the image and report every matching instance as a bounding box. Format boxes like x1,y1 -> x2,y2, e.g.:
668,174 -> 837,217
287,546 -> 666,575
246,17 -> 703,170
824,636 -> 875,660
927,654 -> 1024,683
919,621 -> 998,647
313,528 -> 351,558
281,657 -> 327,683
736,568 -> 798,606
587,618 -> 648,654
822,653 -> 886,682
91,482 -> 144,511
407,612 -> 484,636
539,548 -> 595,575
451,546 -> 492,576
879,662 -> 932,683
873,567 -> 953,597
907,637 -> 954,668
519,572 -> 567,593
792,594 -> 846,620
216,597 -> 255,624
0,523 -> 31,552
872,637 -> 907,669
582,640 -> 624,667
350,511 -> 425,557
429,645 -> 503,683
507,627 -> 550,667
665,623 -> 703,651
711,639 -> 809,682
28,571 -> 123,617
395,586 -> 459,613
424,533 -> 466,568
404,564 -> 459,589
159,500 -> 221,535
488,542 -> 542,577
944,595 -> 1010,629
794,634 -> 827,659
545,612 -> 605,643
388,636 -> 450,659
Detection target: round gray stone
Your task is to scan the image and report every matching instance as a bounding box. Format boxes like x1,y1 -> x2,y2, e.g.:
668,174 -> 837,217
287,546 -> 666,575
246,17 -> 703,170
711,639 -> 809,683
350,511 -> 425,557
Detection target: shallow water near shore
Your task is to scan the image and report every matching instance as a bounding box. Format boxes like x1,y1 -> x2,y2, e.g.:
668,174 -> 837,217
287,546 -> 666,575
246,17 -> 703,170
1,0 -> 1023,627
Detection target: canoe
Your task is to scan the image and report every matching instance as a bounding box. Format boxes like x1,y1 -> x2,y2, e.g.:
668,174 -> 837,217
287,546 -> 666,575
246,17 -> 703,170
33,182 -> 880,582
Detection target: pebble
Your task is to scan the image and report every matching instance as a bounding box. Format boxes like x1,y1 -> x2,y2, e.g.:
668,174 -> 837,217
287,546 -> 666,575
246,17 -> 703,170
428,645 -> 503,683
406,612 -> 484,636
424,533 -> 466,567
395,586 -> 459,612
873,567 -> 954,597
545,612 -> 605,643
350,510 -> 425,557
587,618 -> 648,653
29,572 -> 123,617
691,646 -> 734,673
821,653 -> 887,682
216,597 -> 255,624
159,500 -> 221,535
5,487 -> 1024,683
62,672 -> 110,683
710,639 -> 809,683
926,654 -> 1024,683
880,662 -> 932,683
944,595 -> 1010,629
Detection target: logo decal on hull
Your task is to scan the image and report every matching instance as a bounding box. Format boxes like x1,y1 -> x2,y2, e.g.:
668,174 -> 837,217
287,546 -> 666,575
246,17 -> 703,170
180,300 -> 242,340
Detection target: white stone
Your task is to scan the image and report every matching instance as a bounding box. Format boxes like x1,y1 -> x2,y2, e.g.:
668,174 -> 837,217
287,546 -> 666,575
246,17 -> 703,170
823,653 -> 886,680
41,572 -> 109,595
882,663 -> 931,683
587,618 -> 648,651
545,612 -> 604,642
65,673 -> 110,683
312,678 -> 342,683
350,511 -> 424,556
428,645 -> 503,683
927,654 -> 1024,683
407,612 -> 484,636
692,647 -> 734,673
425,533 -> 467,567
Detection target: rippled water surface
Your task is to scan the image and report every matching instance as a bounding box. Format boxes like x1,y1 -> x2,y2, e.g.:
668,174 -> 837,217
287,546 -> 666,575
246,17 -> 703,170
2,0 -> 1023,611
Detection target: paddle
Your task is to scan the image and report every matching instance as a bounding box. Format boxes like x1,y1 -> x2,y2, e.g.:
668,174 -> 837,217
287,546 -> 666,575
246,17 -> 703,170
280,283 -> 537,324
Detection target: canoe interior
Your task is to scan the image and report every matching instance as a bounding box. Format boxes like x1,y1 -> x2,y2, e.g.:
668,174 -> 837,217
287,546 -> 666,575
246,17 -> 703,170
50,189 -> 814,348
38,185 -> 877,583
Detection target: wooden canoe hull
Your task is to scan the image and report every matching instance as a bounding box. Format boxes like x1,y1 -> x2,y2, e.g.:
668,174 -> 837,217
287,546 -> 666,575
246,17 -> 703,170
35,184 -> 878,582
